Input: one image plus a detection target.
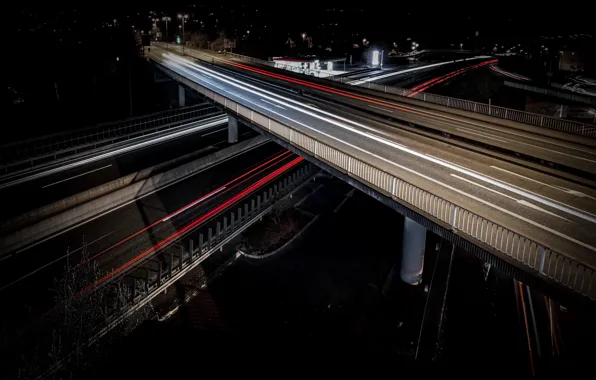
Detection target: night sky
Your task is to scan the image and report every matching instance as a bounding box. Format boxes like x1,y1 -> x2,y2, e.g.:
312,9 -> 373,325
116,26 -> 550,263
5,3 -> 593,139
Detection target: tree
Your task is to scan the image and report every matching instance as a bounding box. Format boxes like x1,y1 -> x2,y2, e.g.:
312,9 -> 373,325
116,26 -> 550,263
189,32 -> 209,49
211,31 -> 226,52
13,239 -> 154,379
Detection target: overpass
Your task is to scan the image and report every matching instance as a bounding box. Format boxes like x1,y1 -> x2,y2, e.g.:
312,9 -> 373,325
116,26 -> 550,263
145,44 -> 596,301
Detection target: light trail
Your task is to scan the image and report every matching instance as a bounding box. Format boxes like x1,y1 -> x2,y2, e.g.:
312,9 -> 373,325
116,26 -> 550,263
44,154 -> 302,318
166,55 -> 596,226
347,56 -> 493,85
73,150 -> 292,269
212,56 -> 505,134
85,156 -> 304,291
490,65 -> 530,81
0,117 -> 228,190
406,59 -> 498,97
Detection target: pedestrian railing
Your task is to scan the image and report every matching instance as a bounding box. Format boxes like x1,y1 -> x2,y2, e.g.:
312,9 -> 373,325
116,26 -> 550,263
0,104 -> 222,174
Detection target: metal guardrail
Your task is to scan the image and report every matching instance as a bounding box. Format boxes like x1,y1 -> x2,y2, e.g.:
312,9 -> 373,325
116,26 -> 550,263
505,80 -> 596,107
0,104 -> 221,173
327,69 -> 596,138
210,45 -> 596,138
153,58 -> 595,300
90,163 -> 316,339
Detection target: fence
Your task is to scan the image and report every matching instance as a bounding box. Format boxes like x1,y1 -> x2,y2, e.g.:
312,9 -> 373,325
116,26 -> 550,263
90,162 -> 316,339
151,45 -> 596,300
0,103 -> 222,173
211,45 -> 596,138
505,80 -> 596,107
327,70 -> 596,138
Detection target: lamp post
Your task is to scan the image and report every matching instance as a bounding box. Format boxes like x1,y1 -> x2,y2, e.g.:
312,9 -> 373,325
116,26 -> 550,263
162,16 -> 171,44
177,14 -> 188,53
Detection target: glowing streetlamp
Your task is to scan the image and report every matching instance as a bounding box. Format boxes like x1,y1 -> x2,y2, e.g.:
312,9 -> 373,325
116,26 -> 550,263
162,16 -> 171,42
178,14 -> 189,53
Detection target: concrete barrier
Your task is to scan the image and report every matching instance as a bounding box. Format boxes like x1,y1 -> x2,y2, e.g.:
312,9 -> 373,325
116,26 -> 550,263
0,135 -> 270,256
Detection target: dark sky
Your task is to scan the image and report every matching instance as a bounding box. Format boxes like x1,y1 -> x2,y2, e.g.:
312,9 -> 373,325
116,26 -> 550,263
7,4 -> 594,38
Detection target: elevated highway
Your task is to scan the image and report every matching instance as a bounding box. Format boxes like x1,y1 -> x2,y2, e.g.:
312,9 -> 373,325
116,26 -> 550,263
146,45 -> 596,301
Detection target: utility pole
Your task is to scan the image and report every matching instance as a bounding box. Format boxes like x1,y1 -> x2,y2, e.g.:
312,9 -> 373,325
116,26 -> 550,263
177,14 -> 188,54
128,62 -> 133,117
162,16 -> 171,45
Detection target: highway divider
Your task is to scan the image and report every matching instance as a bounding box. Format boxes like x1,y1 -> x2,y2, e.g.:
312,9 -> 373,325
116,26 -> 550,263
0,135 -> 270,257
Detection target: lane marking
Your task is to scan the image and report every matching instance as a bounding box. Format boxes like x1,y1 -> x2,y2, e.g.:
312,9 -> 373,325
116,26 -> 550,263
0,117 -> 228,190
216,75 -> 596,251
456,128 -> 508,143
455,126 -> 596,163
223,55 -> 596,157
451,174 -> 572,222
201,128 -> 227,137
368,104 -> 394,113
172,50 -> 596,161
12,140 -> 268,254
42,165 -> 112,189
261,98 -> 286,110
490,165 -> 596,201
456,122 -> 596,156
426,154 -> 596,221
165,55 -> 596,230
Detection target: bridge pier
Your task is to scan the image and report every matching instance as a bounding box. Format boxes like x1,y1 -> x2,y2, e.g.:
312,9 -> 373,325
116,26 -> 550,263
400,217 -> 426,285
178,85 -> 186,107
228,115 -> 239,143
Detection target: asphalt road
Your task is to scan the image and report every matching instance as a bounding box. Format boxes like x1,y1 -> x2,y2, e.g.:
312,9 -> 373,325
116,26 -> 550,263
0,142 -> 291,324
0,118 -> 255,220
152,48 -> 596,273
214,57 -> 596,178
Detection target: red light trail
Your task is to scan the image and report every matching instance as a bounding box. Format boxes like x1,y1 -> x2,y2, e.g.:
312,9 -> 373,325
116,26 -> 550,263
224,59 -> 497,124
74,150 -> 292,270
80,155 -> 304,295
405,59 -> 498,97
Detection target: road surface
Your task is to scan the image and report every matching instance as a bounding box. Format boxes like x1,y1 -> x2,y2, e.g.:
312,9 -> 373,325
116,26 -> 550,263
0,142 -> 295,325
151,49 -> 596,275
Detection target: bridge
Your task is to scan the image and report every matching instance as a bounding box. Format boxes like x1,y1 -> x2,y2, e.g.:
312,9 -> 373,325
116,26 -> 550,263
146,43 -> 596,301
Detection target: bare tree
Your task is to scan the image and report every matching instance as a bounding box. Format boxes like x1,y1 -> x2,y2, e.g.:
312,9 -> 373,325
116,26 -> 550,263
211,31 -> 226,51
14,239 -> 155,379
189,32 -> 209,49
269,202 -> 289,226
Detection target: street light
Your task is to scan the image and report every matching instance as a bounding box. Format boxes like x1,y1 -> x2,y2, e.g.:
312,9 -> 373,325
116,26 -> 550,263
177,14 -> 189,53
301,32 -> 306,40
162,16 -> 171,43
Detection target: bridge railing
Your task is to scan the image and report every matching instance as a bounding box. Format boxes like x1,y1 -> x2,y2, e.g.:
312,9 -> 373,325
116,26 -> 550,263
152,58 -> 596,300
170,43 -> 596,137
328,71 -> 596,138
0,104 -> 221,174
90,162 -> 316,340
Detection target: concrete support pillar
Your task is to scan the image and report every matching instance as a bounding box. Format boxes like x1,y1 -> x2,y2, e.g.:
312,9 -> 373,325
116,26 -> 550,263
178,85 -> 186,107
400,217 -> 426,285
228,115 -> 238,143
